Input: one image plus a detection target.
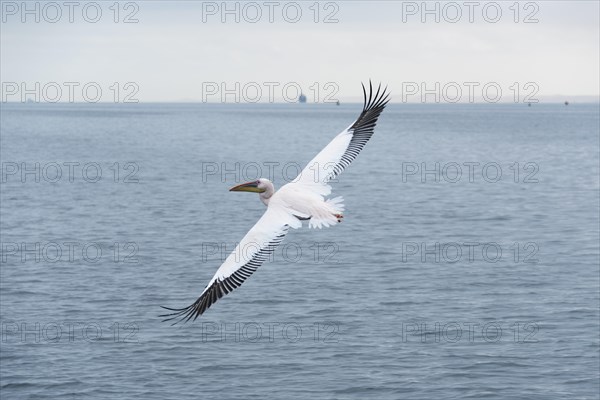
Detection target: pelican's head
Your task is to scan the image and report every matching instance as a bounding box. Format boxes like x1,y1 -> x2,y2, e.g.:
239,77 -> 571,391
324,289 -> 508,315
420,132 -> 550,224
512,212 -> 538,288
229,178 -> 273,193
229,178 -> 275,205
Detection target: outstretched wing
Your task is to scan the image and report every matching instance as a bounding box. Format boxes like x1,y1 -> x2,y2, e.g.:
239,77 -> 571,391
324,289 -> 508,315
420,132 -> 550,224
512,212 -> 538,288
160,208 -> 290,325
293,81 -> 390,194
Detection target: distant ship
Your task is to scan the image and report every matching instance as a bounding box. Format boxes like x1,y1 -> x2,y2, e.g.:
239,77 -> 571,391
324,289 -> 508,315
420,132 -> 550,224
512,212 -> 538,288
564,101 -> 569,106
336,100 -> 340,106
298,93 -> 306,103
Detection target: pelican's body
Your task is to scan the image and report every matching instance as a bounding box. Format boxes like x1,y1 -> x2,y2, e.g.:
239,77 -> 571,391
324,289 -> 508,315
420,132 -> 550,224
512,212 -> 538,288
161,82 -> 390,324
244,178 -> 344,228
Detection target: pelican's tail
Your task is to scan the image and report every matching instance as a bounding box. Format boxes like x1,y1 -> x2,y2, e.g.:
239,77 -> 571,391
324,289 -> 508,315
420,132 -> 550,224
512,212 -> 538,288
326,196 -> 345,213
308,196 -> 345,229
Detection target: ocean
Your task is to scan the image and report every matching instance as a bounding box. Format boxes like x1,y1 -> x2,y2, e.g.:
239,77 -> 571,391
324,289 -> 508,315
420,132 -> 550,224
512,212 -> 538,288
1,102 -> 599,399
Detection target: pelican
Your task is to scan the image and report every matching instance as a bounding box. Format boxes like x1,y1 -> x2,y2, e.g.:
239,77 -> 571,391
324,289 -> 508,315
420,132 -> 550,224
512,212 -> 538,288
161,82 -> 390,324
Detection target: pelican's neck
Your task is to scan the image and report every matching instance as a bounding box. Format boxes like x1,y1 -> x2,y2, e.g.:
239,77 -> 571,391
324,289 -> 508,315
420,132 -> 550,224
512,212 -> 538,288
259,181 -> 275,206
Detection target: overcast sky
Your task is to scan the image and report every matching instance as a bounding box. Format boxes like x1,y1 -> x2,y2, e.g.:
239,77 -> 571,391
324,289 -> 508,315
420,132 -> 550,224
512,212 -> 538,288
1,1 -> 598,102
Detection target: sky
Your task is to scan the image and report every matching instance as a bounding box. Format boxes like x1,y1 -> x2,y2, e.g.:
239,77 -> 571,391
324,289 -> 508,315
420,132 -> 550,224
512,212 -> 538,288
1,0 -> 599,103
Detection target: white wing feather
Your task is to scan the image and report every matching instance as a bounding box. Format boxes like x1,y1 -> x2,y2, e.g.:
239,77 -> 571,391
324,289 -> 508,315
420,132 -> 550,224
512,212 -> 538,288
281,82 -> 390,228
292,82 -> 390,195
160,207 -> 297,324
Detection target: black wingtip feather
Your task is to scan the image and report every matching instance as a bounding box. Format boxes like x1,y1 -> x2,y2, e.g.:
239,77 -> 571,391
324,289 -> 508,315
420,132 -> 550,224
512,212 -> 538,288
160,227 -> 289,326
359,80 -> 390,112
325,82 -> 390,181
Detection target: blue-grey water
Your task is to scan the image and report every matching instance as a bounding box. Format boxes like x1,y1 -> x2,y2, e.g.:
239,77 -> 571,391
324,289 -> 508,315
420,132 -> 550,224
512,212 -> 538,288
1,102 -> 599,399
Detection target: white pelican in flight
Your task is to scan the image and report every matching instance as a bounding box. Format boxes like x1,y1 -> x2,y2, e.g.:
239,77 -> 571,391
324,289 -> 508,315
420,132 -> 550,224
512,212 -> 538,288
161,82 -> 390,324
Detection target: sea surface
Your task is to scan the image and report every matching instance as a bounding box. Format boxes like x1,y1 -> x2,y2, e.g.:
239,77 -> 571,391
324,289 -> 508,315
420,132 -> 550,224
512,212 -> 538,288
1,102 -> 599,399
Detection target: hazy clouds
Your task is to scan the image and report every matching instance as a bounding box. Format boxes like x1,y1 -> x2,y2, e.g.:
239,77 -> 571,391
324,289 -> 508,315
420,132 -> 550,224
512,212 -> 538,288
1,1 -> 598,102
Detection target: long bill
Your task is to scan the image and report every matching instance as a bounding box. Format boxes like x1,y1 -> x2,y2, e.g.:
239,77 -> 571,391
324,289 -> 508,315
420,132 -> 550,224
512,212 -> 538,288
229,181 -> 265,193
